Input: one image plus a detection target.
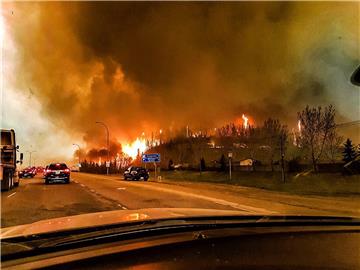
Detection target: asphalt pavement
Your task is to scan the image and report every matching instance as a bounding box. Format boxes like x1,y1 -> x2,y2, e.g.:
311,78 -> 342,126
2,172 -> 360,228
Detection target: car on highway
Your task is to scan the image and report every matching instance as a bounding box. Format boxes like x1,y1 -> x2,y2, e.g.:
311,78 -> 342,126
36,166 -> 45,174
124,166 -> 149,181
30,167 -> 37,176
70,165 -> 80,172
18,167 -> 36,179
43,165 -> 48,178
44,163 -> 70,184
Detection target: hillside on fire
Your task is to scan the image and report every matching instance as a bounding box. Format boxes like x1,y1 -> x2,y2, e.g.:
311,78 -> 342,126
78,104 -> 360,178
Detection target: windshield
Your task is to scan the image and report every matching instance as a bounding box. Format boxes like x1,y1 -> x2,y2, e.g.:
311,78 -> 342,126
1,1 -> 359,237
0,131 -> 12,146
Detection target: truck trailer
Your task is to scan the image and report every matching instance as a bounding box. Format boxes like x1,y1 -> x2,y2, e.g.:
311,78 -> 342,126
1,129 -> 23,191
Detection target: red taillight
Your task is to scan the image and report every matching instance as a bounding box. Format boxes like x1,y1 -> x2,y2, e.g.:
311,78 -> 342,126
46,169 -> 52,173
64,168 -> 70,173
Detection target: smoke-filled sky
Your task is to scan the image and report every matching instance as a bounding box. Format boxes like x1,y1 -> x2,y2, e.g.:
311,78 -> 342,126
1,2 -> 359,165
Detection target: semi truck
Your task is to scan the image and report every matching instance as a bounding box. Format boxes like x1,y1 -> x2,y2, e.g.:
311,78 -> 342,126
1,129 -> 23,191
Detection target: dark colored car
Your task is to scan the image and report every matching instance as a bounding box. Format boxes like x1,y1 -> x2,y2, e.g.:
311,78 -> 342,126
124,166 -> 149,181
44,163 -> 70,184
18,167 -> 36,178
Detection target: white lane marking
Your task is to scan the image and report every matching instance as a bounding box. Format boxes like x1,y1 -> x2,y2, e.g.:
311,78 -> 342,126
87,175 -> 275,214
80,184 -> 85,187
90,189 -> 95,193
117,187 -> 126,190
74,181 -> 78,183
7,192 -> 16,198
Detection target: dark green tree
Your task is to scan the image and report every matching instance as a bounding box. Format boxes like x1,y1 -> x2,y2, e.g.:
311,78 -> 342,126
168,159 -> 174,170
219,154 -> 226,172
200,158 -> 206,171
342,138 -> 356,163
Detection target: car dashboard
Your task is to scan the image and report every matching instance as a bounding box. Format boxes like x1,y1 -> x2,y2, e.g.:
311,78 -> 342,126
2,224 -> 359,270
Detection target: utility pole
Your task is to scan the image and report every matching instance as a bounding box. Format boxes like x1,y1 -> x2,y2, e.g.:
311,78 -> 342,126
154,162 -> 157,181
73,143 -> 81,166
280,133 -> 286,183
26,150 -> 36,167
159,129 -> 163,145
95,121 -> 110,175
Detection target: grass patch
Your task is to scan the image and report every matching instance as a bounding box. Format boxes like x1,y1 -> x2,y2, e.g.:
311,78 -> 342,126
159,170 -> 360,196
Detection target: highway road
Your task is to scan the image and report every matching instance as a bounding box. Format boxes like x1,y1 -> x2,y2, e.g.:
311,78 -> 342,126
2,172 -> 360,227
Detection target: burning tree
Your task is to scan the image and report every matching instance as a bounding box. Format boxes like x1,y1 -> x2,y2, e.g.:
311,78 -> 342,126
297,105 -> 336,172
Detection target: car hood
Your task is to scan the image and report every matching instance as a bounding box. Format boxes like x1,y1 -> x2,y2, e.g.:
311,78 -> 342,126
1,208 -> 249,239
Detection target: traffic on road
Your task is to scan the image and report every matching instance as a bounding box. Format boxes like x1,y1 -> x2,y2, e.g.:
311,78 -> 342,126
1,2 -> 360,269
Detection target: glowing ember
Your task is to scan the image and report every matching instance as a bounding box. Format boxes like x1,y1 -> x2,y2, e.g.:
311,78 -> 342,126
242,114 -> 249,129
122,138 -> 147,159
292,128 -> 297,146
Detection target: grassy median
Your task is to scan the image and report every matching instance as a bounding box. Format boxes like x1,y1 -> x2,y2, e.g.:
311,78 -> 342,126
157,170 -> 360,196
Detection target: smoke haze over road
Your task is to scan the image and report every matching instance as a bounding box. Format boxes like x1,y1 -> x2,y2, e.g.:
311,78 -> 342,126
1,2 -> 359,163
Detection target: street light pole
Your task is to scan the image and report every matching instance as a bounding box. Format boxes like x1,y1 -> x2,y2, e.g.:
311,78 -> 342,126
228,152 -> 233,180
95,121 -> 110,175
26,150 -> 36,167
73,143 -> 81,165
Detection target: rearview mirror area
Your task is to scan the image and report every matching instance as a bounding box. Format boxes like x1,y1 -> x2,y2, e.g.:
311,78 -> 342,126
19,153 -> 24,165
351,65 -> 360,86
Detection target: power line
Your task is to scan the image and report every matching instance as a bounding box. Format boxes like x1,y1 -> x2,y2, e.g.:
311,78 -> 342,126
336,120 -> 360,128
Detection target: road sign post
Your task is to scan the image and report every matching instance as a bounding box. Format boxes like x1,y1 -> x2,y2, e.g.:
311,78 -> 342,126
154,162 -> 157,181
106,161 -> 110,174
228,152 -> 233,180
142,154 -> 161,180
142,153 -> 161,163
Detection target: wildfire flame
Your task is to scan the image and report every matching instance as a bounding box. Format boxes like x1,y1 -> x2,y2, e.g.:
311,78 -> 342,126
242,114 -> 249,129
122,138 -> 147,159
297,120 -> 302,134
